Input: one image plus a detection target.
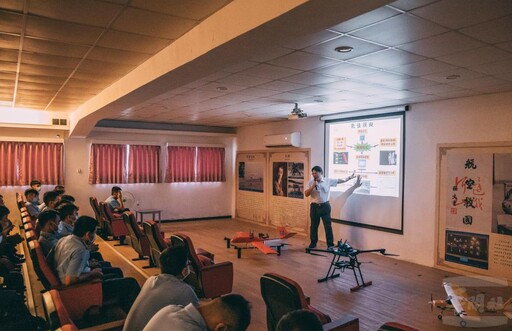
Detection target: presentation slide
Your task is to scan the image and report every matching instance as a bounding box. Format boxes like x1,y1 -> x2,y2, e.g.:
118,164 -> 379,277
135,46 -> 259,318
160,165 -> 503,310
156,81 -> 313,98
325,112 -> 404,232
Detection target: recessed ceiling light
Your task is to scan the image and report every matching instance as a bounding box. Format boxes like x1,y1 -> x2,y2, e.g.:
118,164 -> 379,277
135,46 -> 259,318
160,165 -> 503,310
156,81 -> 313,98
216,86 -> 228,91
334,46 -> 353,53
446,74 -> 461,80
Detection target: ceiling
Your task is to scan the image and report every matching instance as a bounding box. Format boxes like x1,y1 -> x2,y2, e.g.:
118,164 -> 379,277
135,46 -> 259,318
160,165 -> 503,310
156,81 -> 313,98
1,0 -> 512,135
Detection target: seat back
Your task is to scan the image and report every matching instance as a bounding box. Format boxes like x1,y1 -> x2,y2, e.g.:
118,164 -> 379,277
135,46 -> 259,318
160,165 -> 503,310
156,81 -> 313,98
42,290 -> 78,331
142,220 -> 168,267
89,197 -> 106,230
170,233 -> 203,275
123,212 -> 143,255
260,273 -> 330,331
29,240 -> 61,290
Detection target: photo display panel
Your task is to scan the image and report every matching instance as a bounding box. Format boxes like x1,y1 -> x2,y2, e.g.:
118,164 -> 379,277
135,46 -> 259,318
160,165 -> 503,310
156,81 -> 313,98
324,112 -> 405,233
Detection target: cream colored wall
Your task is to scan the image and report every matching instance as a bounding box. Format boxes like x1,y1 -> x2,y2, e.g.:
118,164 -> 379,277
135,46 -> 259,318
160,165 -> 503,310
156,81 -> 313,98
0,128 -> 235,222
236,91 -> 512,267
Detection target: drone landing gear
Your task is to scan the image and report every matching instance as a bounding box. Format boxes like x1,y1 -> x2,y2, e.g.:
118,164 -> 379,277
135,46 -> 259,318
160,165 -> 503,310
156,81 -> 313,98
318,252 -> 372,292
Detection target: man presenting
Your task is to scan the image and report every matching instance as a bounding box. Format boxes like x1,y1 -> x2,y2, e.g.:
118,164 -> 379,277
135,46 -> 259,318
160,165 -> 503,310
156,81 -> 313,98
304,166 -> 361,249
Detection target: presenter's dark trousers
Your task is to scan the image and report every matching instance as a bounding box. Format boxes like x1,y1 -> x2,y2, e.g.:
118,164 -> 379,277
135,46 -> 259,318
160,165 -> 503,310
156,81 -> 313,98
309,201 -> 334,248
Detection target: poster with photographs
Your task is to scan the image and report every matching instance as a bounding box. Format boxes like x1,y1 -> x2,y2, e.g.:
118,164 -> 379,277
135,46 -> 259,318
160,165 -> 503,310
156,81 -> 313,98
492,153 -> 512,236
287,162 -> 304,199
238,159 -> 264,193
272,162 -> 287,196
445,230 -> 489,269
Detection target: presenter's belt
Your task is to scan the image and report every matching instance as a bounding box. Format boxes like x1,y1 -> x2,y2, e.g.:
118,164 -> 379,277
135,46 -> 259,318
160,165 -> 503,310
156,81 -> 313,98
311,201 -> 329,207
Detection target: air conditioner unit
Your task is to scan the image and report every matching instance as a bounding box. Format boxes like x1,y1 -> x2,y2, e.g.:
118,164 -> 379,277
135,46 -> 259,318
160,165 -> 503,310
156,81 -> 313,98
264,132 -> 301,147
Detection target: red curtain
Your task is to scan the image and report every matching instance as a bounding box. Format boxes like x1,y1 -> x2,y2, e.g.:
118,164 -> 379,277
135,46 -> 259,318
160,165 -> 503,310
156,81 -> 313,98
196,147 -> 225,182
128,145 -> 160,183
89,144 -> 127,184
0,141 -> 63,186
166,146 -> 196,182
0,142 -> 20,186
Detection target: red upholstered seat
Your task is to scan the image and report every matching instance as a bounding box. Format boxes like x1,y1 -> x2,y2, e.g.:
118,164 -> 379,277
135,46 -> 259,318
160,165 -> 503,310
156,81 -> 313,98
99,201 -> 128,245
170,233 -> 232,298
122,211 -> 155,268
142,220 -> 170,267
260,272 -> 332,331
29,240 -> 103,321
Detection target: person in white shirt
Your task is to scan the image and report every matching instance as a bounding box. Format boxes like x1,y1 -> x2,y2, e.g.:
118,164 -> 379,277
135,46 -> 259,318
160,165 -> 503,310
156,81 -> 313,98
304,166 -> 361,249
144,294 -> 251,331
123,246 -> 199,331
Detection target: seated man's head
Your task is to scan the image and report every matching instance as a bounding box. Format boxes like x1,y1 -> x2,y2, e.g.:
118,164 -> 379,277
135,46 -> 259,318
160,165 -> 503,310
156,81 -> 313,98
38,209 -> 60,233
57,203 -> 79,226
111,186 -> 122,199
200,294 -> 251,331
0,194 -> 4,206
276,309 -> 323,331
43,190 -> 61,209
160,246 -> 190,278
25,188 -> 39,203
54,185 -> 65,192
0,205 -> 10,223
30,180 -> 41,191
73,216 -> 98,242
61,195 -> 76,203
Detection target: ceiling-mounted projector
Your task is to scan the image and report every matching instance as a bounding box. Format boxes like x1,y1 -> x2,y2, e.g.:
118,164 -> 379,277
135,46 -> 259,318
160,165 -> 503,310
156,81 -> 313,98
288,103 -> 307,120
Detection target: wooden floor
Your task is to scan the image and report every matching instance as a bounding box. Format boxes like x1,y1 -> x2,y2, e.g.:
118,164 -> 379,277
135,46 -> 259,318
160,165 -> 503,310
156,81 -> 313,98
96,218 -> 511,331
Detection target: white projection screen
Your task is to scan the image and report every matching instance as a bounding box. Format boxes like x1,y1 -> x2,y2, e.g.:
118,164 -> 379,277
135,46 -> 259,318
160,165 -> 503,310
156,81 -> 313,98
324,112 -> 405,233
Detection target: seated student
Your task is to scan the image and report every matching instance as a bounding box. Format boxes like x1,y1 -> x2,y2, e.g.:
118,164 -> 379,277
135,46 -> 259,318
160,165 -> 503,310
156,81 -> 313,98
144,294 -> 251,331
25,188 -> 41,218
0,218 -> 25,265
0,205 -> 23,250
276,309 -> 323,331
52,216 -> 140,311
38,209 -> 61,257
105,186 -> 128,213
54,185 -> 65,193
56,203 -> 78,237
39,190 -> 61,212
30,179 -> 42,195
123,246 -> 199,331
60,194 -> 75,204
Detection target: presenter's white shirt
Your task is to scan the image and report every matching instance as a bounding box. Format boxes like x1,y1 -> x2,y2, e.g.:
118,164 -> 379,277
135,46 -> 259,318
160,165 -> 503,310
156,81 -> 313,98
306,177 -> 338,204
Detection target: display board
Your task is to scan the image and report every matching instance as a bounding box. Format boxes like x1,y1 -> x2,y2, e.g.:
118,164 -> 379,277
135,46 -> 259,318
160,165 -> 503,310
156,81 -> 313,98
324,112 -> 405,233
437,144 -> 512,281
236,153 -> 267,223
269,151 -> 309,233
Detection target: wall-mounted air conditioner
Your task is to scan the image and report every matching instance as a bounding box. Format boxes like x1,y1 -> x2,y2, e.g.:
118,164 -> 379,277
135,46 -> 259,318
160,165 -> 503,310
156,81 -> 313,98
264,132 -> 301,147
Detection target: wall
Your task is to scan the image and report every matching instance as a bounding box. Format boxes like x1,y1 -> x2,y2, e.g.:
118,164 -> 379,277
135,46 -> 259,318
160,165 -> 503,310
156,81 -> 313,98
236,91 -> 512,267
1,127 -> 235,223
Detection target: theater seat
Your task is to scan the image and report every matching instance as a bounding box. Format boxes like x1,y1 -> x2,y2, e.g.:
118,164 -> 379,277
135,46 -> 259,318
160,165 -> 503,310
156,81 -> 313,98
171,233 -> 233,298
260,273 -> 332,331
43,289 -> 126,331
89,197 -> 107,237
29,240 -> 103,321
142,220 -> 170,268
99,202 -> 128,245
122,211 -> 155,268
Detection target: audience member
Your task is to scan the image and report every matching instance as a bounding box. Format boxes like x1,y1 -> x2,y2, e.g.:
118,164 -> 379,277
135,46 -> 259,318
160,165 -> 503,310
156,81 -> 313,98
40,190 -> 61,212
60,194 -> 76,203
54,185 -> 65,192
24,188 -> 40,218
105,186 -> 128,213
144,294 -> 251,331
0,194 -> 5,206
123,246 -> 199,331
38,209 -> 61,257
52,216 -> 141,312
30,179 -> 42,193
276,309 -> 323,331
0,207 -> 24,265
57,203 -> 78,237
0,205 -> 23,249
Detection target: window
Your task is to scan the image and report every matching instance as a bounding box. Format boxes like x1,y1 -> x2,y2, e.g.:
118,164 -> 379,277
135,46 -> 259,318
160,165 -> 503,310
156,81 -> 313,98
0,141 -> 63,186
89,144 -> 160,184
166,146 -> 225,183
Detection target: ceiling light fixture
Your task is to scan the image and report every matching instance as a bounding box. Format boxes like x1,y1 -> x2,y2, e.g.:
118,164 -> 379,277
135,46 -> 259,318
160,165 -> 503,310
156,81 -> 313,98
334,46 -> 353,53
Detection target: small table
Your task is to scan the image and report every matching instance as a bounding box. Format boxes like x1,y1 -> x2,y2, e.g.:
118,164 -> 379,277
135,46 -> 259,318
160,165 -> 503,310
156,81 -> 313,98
135,209 -> 162,225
